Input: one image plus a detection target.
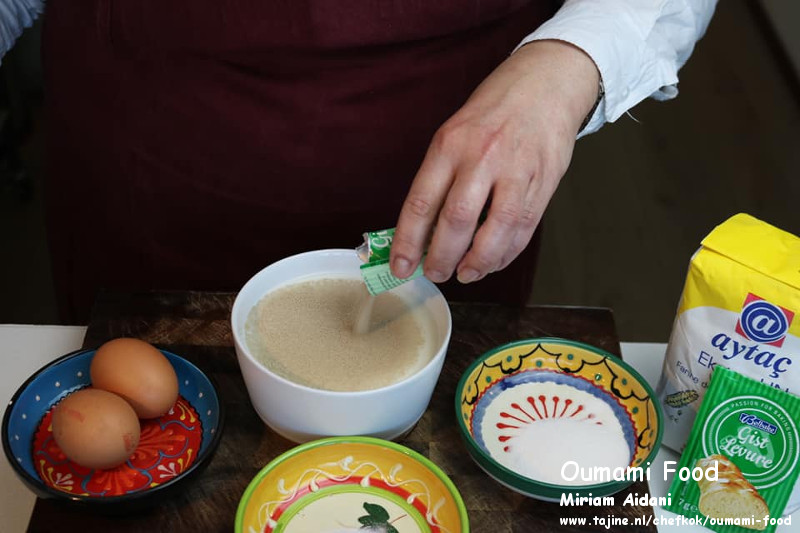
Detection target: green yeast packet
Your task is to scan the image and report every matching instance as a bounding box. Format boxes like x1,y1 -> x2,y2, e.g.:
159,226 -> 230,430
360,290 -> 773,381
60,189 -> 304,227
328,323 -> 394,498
360,257 -> 425,295
356,228 -> 396,263
665,366 -> 800,532
357,228 -> 425,295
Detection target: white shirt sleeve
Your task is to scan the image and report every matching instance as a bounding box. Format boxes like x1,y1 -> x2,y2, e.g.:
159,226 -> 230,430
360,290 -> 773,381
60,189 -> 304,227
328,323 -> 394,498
0,0 -> 45,63
517,0 -> 718,137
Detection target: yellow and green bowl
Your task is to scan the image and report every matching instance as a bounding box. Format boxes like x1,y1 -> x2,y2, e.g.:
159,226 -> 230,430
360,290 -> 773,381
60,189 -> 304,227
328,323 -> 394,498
236,436 -> 468,533
455,338 -> 662,501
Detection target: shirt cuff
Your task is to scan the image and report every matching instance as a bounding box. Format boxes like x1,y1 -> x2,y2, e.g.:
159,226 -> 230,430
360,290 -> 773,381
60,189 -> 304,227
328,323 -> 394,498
516,0 -> 716,137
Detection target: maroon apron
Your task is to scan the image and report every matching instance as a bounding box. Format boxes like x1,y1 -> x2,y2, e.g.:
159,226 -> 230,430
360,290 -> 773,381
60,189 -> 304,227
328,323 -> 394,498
43,1 -> 555,323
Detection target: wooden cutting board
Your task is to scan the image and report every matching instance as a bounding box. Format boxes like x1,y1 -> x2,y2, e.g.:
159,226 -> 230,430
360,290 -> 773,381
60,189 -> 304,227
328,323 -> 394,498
27,290 -> 657,532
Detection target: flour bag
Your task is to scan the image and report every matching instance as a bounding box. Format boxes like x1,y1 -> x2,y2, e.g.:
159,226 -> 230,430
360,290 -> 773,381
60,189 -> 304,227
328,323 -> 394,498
657,213 -> 800,450
656,213 -> 800,513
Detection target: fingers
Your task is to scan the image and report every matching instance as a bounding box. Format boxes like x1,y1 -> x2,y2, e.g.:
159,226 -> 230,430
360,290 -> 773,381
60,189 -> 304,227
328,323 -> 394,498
424,169 -> 493,283
390,139 -> 455,279
494,180 -> 543,272
454,176 -> 526,283
392,131 -> 543,285
495,212 -> 538,273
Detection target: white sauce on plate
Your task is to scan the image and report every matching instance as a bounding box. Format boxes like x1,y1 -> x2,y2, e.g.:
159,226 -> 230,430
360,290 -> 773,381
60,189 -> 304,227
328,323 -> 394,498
481,382 -> 632,486
503,417 -> 631,485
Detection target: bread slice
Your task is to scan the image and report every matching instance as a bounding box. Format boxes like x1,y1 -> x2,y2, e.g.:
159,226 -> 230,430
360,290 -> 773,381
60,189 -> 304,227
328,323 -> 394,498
696,454 -> 768,530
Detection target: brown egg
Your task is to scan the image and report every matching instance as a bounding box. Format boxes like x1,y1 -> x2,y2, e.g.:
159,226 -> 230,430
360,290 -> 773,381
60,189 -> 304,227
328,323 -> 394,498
91,338 -> 179,419
52,388 -> 141,470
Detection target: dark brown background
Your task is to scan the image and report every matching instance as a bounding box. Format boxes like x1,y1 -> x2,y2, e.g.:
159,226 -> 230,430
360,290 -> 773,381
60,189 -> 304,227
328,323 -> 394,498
1,0 -> 799,342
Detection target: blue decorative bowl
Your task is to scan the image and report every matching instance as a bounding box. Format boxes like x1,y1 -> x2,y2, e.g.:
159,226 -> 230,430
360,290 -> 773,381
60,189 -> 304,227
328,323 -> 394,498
2,348 -> 224,512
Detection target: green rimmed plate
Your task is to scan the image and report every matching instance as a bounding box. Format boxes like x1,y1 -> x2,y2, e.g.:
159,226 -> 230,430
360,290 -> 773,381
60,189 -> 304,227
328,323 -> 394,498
455,338 -> 663,501
236,436 -> 468,533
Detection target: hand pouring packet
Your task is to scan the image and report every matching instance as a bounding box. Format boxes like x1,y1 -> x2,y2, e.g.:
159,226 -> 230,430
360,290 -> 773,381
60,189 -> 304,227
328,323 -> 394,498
656,213 -> 800,514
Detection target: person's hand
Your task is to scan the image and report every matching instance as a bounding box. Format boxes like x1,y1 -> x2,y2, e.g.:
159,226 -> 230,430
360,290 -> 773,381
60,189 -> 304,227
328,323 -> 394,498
390,39 -> 600,284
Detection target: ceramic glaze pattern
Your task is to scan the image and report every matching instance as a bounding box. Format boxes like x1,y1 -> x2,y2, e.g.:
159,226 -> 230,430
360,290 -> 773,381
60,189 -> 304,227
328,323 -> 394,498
460,341 -> 658,466
277,488 -> 429,533
258,456 -> 440,532
480,378 -> 633,454
32,395 -> 202,496
455,338 -> 663,500
237,438 -> 468,533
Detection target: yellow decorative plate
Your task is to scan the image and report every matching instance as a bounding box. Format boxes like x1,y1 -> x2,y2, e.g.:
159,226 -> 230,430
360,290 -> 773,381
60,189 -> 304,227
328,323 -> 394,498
236,437 -> 468,533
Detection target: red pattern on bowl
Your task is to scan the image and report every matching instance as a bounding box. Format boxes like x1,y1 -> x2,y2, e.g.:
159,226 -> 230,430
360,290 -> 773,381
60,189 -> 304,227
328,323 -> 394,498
32,396 -> 202,496
495,394 -> 606,453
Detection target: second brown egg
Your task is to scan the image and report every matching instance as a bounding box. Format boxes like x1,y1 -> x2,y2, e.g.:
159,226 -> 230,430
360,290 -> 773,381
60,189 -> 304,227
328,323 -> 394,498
91,338 -> 179,419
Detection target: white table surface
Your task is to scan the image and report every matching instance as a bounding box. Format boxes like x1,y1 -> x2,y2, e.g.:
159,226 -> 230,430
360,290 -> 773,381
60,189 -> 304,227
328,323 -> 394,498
1,326 -> 796,532
1,325 -> 87,533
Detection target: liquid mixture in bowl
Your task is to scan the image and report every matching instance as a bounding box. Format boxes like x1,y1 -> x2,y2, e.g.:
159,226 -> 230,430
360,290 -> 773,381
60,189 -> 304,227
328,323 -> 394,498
245,277 -> 438,392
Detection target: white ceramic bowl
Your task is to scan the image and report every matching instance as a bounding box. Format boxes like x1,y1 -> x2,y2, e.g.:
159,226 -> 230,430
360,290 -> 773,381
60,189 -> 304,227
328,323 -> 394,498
231,249 -> 452,443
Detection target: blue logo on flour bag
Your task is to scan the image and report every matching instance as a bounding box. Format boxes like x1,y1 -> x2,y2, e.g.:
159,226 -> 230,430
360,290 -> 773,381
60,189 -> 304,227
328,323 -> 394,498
708,293 -> 795,383
735,293 -> 794,348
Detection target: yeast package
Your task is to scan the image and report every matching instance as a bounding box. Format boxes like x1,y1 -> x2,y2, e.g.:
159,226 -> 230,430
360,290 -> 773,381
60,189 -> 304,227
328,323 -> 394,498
665,366 -> 800,532
657,213 -> 800,452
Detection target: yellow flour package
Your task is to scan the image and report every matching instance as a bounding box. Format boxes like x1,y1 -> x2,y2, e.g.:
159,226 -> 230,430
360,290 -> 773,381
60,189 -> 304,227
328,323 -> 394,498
657,213 -> 800,453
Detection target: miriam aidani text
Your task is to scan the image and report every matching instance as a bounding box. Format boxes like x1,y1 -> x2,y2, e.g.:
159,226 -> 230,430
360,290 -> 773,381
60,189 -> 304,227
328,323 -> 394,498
560,492 -> 671,507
